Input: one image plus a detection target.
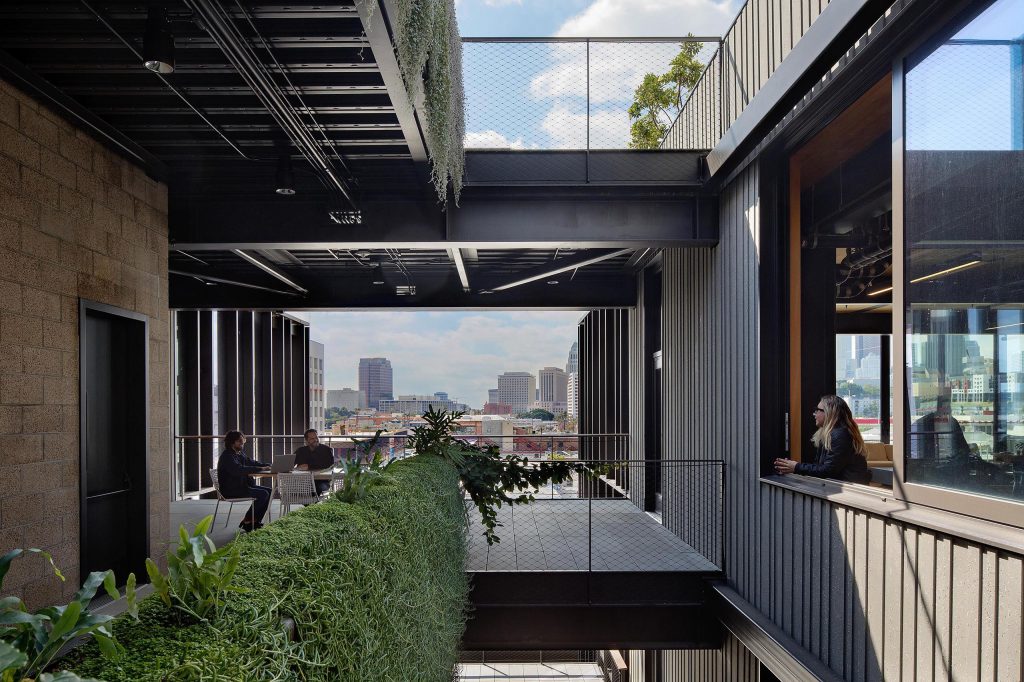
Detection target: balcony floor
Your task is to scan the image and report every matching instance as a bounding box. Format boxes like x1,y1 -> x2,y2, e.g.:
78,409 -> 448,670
465,499 -> 717,572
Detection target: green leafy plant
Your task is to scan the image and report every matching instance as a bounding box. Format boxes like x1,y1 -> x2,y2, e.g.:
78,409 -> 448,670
145,515 -> 239,624
333,430 -> 395,503
0,549 -> 136,682
70,457 -> 467,682
628,37 -> 705,149
410,407 -> 598,544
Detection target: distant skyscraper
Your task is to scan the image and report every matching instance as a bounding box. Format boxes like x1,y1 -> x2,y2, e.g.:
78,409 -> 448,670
358,357 -> 393,410
498,371 -> 536,414
566,341 -> 579,374
309,340 -> 325,431
327,388 -> 364,411
487,388 -> 499,405
538,367 -> 568,405
567,372 -> 578,419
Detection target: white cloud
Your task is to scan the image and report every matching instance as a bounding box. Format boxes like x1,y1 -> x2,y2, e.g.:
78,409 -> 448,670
305,311 -> 583,408
483,0 -> 523,5
539,104 -> 630,148
555,0 -> 738,38
464,130 -> 530,149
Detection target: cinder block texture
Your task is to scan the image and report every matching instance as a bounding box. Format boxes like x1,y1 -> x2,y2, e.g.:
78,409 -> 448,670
0,78 -> 169,608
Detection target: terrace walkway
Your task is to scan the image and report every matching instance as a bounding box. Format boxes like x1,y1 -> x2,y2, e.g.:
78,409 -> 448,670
466,499 -> 717,572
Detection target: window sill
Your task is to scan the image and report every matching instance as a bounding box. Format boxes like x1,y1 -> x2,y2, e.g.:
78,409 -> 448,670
761,474 -> 1024,555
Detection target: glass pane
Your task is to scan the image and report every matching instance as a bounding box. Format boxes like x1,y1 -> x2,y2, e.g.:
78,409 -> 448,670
903,0 -> 1024,501
836,334 -> 886,443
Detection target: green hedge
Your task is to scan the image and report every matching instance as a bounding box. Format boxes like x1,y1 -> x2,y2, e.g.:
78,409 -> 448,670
69,456 -> 468,681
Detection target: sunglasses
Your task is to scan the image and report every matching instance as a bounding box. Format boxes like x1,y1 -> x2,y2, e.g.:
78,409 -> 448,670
812,407 -> 825,414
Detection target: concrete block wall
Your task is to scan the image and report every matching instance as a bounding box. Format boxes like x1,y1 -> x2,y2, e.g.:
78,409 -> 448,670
0,77 -> 169,608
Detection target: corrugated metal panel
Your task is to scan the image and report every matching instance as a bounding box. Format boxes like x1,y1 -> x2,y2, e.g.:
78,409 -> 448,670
650,163 -> 1024,681
663,0 -> 834,150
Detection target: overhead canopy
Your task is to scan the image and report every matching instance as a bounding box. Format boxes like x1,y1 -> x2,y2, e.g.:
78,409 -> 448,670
0,1 -> 717,309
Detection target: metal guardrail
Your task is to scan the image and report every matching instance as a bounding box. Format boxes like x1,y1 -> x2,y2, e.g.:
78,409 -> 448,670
464,457 -> 725,572
462,37 -> 719,151
172,433 -> 630,499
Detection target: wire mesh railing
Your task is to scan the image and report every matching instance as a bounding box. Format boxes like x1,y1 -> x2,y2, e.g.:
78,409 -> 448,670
173,434 -> 725,572
463,458 -> 724,573
462,37 -> 719,151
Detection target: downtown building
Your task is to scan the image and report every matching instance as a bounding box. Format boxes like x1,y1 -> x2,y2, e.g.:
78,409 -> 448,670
309,340 -> 325,432
358,357 -> 393,410
497,371 -> 536,415
326,387 -> 365,411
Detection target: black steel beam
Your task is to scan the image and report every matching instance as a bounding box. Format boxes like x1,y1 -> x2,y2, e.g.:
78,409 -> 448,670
169,270 -> 638,309
464,571 -> 722,650
169,189 -> 717,249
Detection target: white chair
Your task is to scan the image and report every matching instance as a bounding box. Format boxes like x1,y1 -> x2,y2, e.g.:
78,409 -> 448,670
209,468 -> 256,528
277,471 -> 319,516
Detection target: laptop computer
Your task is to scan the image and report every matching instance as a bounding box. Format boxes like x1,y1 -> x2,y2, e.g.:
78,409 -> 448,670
270,453 -> 296,473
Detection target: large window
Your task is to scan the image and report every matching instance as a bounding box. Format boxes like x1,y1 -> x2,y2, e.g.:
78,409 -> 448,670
903,0 -> 1024,502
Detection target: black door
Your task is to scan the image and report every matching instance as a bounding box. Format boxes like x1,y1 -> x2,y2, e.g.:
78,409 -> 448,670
81,302 -> 149,581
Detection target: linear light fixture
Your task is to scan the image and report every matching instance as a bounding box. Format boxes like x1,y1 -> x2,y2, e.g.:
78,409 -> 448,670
488,248 -> 634,293
231,249 -> 308,295
986,321 -> 1024,331
867,286 -> 893,297
169,269 -> 299,296
449,248 -> 470,292
909,259 -> 982,284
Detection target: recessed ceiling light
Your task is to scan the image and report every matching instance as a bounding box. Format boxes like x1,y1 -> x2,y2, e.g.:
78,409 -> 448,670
546,280 -> 559,285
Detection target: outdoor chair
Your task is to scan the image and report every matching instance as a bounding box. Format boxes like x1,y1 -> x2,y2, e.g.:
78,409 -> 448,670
209,468 -> 256,528
277,471 -> 319,516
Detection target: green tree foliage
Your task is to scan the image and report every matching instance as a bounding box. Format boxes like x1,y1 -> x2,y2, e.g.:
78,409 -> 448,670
628,38 -> 705,149
521,408 -> 555,421
324,406 -> 353,427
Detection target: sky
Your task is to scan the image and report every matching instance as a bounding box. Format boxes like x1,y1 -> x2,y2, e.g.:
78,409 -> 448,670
300,0 -> 743,408
304,311 -> 584,408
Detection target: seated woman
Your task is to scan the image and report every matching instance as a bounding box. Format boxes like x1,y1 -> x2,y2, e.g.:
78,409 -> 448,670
774,395 -> 871,484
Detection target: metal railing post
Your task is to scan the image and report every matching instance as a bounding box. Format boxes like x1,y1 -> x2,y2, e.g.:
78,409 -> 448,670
585,38 -> 591,183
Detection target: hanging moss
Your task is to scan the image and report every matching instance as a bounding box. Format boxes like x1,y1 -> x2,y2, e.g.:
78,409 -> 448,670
391,0 -> 465,205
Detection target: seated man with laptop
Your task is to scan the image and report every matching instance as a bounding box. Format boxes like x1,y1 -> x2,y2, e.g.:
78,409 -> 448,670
217,430 -> 272,532
294,428 -> 335,495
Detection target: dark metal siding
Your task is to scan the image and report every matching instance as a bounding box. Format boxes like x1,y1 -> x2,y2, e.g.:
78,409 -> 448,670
664,0 -> 834,150
653,161 -> 1024,680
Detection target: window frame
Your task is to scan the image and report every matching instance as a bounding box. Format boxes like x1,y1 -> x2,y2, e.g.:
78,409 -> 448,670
890,4 -> 1024,529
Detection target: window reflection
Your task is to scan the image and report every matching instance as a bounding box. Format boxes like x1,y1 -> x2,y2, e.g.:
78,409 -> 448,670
903,0 -> 1024,500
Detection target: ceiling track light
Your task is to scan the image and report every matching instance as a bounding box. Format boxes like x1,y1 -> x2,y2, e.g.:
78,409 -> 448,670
372,264 -> 385,285
143,7 -> 175,74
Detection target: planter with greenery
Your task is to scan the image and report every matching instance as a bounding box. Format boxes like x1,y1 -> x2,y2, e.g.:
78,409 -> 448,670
67,456 -> 467,682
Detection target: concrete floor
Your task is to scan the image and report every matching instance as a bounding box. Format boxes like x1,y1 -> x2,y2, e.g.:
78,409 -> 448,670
169,498 -> 300,548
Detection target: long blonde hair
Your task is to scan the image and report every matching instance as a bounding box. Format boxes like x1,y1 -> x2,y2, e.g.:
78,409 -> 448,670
811,394 -> 865,455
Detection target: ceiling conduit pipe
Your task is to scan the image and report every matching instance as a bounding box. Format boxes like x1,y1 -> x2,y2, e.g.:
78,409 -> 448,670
185,0 -> 358,209
79,0 -> 260,162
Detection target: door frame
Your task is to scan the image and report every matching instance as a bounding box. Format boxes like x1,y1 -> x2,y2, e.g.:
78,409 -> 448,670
78,299 -> 150,578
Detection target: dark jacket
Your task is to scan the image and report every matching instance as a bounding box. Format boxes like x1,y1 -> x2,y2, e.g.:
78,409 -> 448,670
217,449 -> 270,497
795,425 -> 871,484
294,443 -> 334,471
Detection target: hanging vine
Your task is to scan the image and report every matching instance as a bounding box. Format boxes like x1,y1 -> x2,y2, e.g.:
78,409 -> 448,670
390,0 -> 465,206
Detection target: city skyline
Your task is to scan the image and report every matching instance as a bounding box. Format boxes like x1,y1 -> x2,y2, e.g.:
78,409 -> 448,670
303,311 -> 583,408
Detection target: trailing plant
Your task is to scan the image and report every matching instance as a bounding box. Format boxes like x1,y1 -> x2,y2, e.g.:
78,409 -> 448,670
145,515 -> 240,624
410,407 -> 598,544
70,457 -> 467,682
391,0 -> 464,205
0,548 -> 136,682
333,430 -> 396,503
